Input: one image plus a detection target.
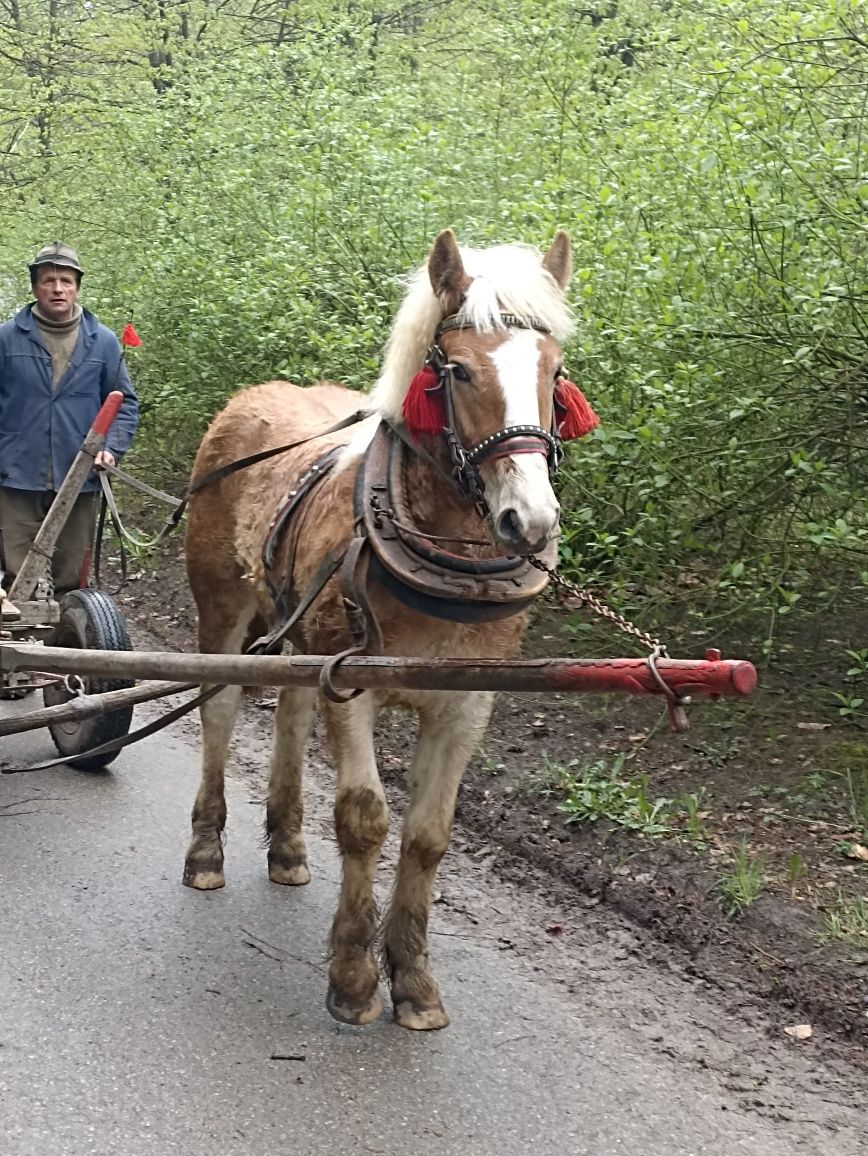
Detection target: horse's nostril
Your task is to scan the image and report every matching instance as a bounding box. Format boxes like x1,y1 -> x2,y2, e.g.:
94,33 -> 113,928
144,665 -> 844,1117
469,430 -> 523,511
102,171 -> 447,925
497,509 -> 522,546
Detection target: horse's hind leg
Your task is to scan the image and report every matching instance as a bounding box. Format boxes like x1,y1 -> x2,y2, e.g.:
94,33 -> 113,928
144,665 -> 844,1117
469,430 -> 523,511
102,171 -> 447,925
266,685 -> 316,885
384,691 -> 495,1030
322,694 -> 390,1025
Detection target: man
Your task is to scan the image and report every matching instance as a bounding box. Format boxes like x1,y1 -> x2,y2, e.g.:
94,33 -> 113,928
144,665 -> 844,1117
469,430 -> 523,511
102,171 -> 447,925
0,241 -> 139,595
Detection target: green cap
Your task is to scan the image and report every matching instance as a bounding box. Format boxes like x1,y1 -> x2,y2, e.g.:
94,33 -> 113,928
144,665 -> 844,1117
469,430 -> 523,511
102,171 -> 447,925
29,240 -> 84,279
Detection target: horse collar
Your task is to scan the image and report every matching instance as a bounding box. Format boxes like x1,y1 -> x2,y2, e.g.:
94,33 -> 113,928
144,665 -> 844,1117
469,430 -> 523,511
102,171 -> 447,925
357,423 -> 555,624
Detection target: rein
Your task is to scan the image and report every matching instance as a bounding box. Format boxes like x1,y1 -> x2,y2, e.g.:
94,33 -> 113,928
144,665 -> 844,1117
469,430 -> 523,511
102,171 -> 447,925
89,407 -> 371,591
171,407 -> 370,529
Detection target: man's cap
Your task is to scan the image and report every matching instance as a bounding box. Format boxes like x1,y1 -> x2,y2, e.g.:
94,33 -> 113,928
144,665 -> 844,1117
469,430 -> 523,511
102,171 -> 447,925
29,241 -> 84,279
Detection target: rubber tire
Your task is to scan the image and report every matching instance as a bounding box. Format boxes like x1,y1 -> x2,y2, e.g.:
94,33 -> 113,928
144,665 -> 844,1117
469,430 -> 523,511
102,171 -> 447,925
43,589 -> 135,771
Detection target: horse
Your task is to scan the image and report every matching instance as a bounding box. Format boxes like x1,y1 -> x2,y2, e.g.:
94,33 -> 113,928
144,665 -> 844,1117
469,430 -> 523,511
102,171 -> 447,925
182,229 -> 597,1030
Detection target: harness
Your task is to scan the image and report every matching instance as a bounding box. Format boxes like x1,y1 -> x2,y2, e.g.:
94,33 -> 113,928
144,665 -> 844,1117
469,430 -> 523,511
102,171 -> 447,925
260,311 -> 564,699
11,312 -> 594,769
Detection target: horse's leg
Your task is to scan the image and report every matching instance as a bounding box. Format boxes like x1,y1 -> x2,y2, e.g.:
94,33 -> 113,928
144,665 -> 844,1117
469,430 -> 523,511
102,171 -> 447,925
322,694 -> 390,1025
182,684 -> 242,889
384,691 -> 495,1030
182,607 -> 256,891
266,685 -> 317,885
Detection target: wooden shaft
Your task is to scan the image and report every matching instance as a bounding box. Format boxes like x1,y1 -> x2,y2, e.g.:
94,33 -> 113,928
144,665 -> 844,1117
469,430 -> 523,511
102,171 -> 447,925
0,644 -> 757,697
0,680 -> 194,737
7,392 -> 124,604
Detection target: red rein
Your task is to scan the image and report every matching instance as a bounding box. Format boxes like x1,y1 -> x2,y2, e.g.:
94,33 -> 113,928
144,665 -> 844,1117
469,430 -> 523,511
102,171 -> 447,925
401,368 -> 599,442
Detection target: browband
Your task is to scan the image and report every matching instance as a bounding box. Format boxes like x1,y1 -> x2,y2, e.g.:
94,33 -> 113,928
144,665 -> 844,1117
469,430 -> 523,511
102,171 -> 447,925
437,312 -> 551,336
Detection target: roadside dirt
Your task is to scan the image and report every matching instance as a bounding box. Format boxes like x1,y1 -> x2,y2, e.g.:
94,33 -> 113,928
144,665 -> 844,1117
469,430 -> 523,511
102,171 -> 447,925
107,521 -> 868,1071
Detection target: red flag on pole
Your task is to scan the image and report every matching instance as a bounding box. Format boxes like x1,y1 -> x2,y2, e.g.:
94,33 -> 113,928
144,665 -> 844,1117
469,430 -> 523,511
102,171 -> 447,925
121,322 -> 142,348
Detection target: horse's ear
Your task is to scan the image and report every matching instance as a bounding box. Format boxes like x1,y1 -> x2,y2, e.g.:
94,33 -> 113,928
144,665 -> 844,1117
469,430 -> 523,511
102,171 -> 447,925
428,229 -> 471,312
542,230 -> 572,290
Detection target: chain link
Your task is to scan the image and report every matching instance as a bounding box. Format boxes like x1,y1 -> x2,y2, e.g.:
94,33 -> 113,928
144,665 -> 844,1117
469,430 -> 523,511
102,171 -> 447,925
527,555 -> 668,655
62,674 -> 87,698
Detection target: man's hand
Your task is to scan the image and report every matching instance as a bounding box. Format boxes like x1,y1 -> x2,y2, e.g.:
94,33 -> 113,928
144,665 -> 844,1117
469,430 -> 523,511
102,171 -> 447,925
94,450 -> 116,470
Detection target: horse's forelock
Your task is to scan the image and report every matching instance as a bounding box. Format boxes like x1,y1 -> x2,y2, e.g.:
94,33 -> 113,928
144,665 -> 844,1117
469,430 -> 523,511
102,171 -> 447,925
369,241 -> 574,424
456,244 -> 574,341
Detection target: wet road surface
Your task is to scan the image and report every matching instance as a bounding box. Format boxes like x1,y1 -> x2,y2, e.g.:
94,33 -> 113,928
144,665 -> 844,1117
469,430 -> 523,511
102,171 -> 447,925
1,698 -> 863,1155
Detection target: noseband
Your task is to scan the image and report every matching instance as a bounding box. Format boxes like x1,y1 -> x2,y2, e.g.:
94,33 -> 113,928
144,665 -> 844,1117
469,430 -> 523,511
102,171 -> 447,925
422,313 -> 563,511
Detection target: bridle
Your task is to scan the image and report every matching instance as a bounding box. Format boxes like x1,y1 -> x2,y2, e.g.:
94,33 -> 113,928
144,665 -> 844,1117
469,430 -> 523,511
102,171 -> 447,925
421,312 -> 564,513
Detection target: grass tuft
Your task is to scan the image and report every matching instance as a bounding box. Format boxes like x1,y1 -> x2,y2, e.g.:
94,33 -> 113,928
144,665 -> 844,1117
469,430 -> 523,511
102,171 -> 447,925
822,892 -> 868,948
716,838 -> 765,917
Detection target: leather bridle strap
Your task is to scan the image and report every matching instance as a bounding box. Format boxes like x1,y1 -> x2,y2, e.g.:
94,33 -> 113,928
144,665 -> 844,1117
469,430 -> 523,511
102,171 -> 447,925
430,347 -> 562,508
437,312 -> 551,336
466,425 -> 561,467
431,311 -> 564,489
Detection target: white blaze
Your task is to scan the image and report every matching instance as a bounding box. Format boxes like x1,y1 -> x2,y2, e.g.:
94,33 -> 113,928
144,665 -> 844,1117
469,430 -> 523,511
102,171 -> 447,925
482,330 -> 560,552
491,329 -> 547,426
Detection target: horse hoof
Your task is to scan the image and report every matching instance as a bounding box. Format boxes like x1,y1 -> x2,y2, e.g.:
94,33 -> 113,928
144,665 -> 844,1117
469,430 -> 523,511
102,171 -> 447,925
268,859 -> 311,886
182,867 -> 225,890
326,985 -> 384,1026
393,999 -> 449,1031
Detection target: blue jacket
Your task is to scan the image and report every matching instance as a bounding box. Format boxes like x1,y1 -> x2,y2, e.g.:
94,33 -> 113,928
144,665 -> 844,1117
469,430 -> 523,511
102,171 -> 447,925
0,304 -> 139,493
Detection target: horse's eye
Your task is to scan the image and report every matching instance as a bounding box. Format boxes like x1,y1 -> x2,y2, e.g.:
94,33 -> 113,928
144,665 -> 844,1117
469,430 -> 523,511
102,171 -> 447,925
450,362 -> 471,383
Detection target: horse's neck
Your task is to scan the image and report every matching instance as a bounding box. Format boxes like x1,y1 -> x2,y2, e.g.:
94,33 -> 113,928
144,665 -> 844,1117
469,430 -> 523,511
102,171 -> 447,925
401,448 -> 488,551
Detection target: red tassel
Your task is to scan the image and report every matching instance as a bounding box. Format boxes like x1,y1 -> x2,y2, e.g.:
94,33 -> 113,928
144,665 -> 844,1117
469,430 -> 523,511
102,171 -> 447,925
402,366 -> 445,439
554,379 -> 599,440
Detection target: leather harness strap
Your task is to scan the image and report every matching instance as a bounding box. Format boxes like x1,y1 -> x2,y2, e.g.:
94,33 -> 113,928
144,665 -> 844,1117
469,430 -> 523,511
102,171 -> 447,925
260,446 -> 384,702
262,445 -> 344,618
164,407 -> 370,535
318,534 -> 382,704
250,544 -> 350,657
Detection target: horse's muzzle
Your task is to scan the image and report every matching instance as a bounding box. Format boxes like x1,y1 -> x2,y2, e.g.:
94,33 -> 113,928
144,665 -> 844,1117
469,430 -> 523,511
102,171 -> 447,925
494,506 -> 559,557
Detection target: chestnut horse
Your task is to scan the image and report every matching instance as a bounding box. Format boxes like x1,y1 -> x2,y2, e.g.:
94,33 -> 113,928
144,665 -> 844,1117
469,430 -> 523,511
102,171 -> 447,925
183,229 -> 591,1029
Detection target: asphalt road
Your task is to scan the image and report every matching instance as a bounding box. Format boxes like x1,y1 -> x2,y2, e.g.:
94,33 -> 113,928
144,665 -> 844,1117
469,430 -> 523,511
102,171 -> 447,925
1,697 -> 863,1156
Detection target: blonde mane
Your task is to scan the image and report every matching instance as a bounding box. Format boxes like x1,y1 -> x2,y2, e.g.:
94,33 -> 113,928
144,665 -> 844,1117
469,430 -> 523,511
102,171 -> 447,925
368,242 -> 575,424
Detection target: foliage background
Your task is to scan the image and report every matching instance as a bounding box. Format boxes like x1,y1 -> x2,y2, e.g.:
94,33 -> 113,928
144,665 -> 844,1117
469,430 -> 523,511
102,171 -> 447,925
1,0 -> 865,648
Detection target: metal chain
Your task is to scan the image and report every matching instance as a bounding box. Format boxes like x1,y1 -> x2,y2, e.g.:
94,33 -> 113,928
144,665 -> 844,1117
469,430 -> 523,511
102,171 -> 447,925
527,554 -> 669,655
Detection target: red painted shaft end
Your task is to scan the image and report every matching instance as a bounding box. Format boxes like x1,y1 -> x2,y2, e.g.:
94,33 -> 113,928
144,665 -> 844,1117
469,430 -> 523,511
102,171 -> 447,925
92,391 -> 124,437
731,661 -> 757,695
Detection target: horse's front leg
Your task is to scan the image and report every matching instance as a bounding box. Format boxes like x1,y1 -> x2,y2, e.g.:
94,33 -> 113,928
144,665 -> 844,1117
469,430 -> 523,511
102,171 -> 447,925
183,684 -> 243,889
384,691 -> 495,1030
183,606 -> 256,890
266,685 -> 317,885
322,694 -> 390,1025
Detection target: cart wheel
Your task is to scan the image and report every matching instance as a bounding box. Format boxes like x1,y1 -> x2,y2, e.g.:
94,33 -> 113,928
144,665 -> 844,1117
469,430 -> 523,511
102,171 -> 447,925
43,589 -> 135,771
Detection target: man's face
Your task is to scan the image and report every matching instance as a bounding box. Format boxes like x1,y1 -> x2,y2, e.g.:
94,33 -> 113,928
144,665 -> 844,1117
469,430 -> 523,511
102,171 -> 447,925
33,265 -> 79,322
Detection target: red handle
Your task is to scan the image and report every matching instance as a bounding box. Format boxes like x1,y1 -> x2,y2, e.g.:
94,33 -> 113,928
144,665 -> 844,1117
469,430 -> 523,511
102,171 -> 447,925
549,656 -> 757,698
92,391 -> 124,437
